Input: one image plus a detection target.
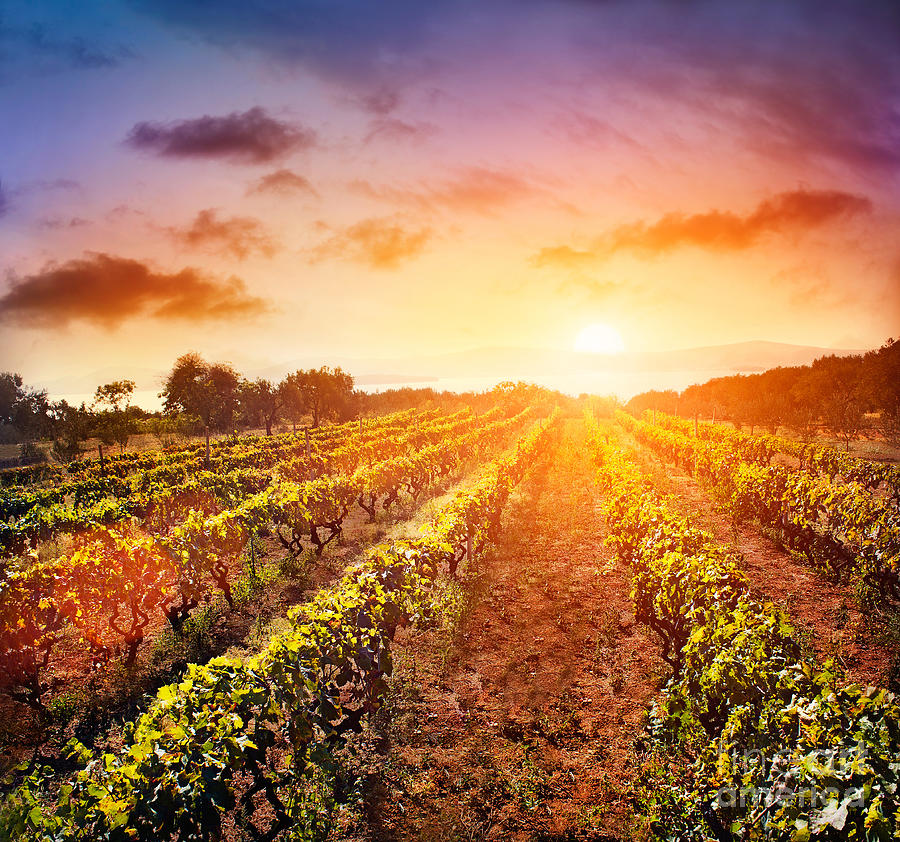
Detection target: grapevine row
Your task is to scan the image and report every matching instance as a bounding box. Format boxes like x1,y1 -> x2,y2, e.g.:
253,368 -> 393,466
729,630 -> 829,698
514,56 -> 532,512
617,411 -> 900,607
0,408 -> 438,532
585,414 -> 899,840
650,411 -> 900,501
0,408 -> 488,557
1,411 -> 559,842
0,407 -> 530,706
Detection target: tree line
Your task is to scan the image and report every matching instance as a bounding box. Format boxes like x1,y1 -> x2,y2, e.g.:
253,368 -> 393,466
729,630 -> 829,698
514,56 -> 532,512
0,354 -> 356,462
625,338 -> 900,449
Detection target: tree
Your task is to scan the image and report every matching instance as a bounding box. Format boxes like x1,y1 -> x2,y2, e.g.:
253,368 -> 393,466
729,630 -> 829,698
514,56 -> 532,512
793,355 -> 868,450
0,372 -> 50,441
93,380 -> 135,413
92,380 -> 137,452
49,400 -> 91,462
865,338 -> 900,445
160,353 -> 241,432
278,380 -> 305,432
625,389 -> 678,417
283,366 -> 355,427
240,378 -> 281,436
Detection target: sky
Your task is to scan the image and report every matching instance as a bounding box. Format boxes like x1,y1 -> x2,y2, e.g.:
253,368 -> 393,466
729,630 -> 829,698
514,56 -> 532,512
1,0 -> 899,391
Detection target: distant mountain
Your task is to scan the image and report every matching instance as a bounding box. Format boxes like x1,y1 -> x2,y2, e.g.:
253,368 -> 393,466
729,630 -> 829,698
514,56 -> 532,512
36,366 -> 164,396
312,341 -> 865,379
592,340 -> 866,373
35,341 -> 867,406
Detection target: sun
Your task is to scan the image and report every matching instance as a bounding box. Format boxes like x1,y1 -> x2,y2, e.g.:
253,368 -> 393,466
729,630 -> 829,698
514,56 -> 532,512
574,323 -> 625,354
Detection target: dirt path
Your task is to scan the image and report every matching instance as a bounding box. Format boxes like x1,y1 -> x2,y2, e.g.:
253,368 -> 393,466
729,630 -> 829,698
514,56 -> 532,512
353,419 -> 662,842
626,440 -> 897,689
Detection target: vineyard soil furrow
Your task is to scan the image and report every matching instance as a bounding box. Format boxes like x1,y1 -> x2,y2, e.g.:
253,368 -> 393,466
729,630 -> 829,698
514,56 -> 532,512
624,432 -> 897,687
353,418 -> 662,841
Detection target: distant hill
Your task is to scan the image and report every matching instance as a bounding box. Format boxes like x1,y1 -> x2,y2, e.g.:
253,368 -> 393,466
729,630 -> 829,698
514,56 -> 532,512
33,341 -> 868,407
305,341 -> 866,379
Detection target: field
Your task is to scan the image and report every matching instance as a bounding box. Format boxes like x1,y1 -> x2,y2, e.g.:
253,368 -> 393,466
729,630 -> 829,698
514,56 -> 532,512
0,398 -> 897,842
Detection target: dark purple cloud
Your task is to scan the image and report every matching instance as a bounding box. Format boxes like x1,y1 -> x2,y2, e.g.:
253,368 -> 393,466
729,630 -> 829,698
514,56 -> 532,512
129,1 -> 900,177
125,107 -> 315,164
0,253 -> 269,328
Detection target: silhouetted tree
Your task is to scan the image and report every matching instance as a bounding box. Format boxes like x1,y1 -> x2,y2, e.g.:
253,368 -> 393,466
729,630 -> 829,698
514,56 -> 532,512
92,380 -> 136,452
0,372 -> 50,441
240,378 -> 281,436
160,353 -> 241,432
283,366 -> 354,427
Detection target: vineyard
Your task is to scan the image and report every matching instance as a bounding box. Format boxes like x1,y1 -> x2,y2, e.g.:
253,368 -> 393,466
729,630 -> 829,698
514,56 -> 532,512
0,399 -> 897,841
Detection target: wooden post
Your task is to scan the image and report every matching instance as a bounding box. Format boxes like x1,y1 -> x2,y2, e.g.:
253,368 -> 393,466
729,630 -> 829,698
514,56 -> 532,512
98,443 -> 105,475
205,425 -> 211,467
304,428 -> 311,458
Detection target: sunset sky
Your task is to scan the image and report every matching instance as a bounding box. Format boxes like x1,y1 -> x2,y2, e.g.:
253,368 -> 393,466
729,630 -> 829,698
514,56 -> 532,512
1,0 -> 899,392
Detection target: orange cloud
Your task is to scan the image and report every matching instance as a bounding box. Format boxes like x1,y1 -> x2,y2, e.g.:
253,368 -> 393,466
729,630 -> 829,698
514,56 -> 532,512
246,168 -> 318,197
167,209 -> 279,259
535,189 -> 873,266
0,252 -> 269,328
531,245 -> 596,269
364,118 -> 437,145
353,167 -> 543,215
310,217 -> 431,269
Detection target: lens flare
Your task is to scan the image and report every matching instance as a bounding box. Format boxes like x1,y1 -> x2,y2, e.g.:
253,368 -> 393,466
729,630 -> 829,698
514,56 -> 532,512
574,323 -> 625,355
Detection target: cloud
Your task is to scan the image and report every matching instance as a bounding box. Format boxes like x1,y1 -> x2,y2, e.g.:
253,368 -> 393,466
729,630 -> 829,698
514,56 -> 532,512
0,253 -> 269,328
0,23 -> 132,74
125,107 -> 315,164
36,216 -> 90,230
246,168 -> 318,197
356,88 -> 402,115
354,167 -> 545,216
166,209 -> 279,259
24,24 -> 132,69
28,178 -> 81,193
365,118 -> 437,145
129,0 -> 434,89
310,217 -> 431,269
534,189 -> 873,265
531,245 -> 596,269
128,2 -> 900,178
608,190 -> 872,254
1,177 -> 80,210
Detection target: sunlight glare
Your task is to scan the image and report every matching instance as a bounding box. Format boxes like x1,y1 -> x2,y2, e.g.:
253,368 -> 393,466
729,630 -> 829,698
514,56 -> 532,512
574,323 -> 626,355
